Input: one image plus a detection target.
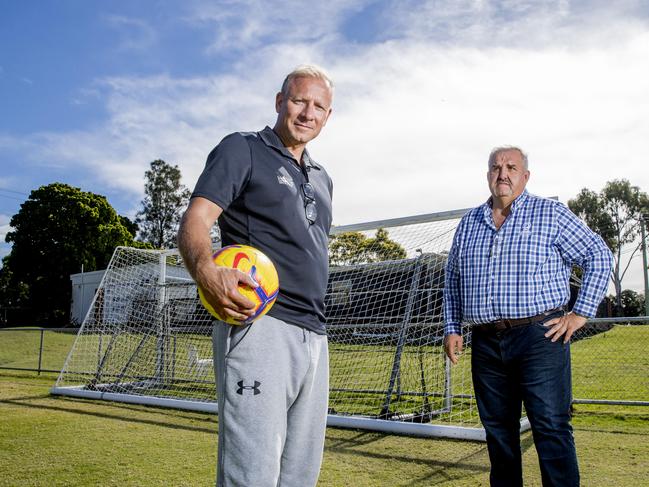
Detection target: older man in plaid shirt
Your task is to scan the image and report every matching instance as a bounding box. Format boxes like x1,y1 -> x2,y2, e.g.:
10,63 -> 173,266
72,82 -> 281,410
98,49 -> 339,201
443,146 -> 613,487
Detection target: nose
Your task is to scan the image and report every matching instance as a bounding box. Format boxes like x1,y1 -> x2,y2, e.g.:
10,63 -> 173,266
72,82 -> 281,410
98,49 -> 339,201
299,101 -> 316,121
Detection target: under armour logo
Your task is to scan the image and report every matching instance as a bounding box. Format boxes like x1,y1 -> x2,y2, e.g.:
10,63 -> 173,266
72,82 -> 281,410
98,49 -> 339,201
236,380 -> 261,395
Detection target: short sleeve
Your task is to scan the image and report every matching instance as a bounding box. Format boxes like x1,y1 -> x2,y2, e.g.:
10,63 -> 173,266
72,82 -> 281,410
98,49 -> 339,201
191,132 -> 253,210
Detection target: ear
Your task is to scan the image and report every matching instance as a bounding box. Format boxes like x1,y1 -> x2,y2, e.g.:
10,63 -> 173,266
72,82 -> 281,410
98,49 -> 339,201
524,170 -> 530,184
275,91 -> 283,113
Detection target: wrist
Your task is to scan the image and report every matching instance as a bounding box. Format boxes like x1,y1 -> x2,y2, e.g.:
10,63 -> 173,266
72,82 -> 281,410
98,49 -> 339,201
571,311 -> 588,321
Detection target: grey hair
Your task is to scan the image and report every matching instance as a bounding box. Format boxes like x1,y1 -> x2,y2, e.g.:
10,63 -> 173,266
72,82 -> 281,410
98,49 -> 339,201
488,146 -> 529,170
280,64 -> 334,96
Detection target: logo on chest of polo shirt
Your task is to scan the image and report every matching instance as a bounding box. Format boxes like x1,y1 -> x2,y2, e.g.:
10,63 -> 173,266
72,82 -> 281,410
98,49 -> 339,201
276,167 -> 295,189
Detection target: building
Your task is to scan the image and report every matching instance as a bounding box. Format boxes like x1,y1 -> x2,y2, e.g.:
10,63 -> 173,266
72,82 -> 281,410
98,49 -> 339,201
70,269 -> 105,325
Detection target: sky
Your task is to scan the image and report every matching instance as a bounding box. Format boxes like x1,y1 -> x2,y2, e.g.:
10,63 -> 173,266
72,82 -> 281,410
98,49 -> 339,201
1,0 -> 648,292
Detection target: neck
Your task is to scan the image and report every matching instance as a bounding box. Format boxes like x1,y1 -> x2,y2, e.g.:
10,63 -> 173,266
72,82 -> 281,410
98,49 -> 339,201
273,126 -> 305,163
491,195 -> 514,211
491,200 -> 511,229
286,145 -> 305,163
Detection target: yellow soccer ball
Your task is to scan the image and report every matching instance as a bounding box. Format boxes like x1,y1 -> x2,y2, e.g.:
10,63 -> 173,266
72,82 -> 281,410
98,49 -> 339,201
198,244 -> 279,325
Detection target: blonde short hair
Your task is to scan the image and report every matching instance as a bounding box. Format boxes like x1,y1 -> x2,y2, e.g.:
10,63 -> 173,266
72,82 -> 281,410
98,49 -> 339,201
280,64 -> 334,96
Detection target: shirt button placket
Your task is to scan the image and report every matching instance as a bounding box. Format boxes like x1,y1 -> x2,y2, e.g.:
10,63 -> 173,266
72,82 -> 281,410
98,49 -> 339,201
488,234 -> 499,316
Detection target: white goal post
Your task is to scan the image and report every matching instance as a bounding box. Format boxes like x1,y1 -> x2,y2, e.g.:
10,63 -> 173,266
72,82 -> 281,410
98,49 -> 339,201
51,208 -> 532,441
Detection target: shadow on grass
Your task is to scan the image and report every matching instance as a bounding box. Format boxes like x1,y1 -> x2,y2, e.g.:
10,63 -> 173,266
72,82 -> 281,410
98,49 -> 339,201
572,425 -> 649,437
0,394 -> 217,434
405,431 -> 536,486
324,429 -> 537,486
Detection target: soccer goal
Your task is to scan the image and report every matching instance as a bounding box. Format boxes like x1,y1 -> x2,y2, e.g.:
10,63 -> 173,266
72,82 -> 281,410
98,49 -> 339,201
52,208 -> 530,441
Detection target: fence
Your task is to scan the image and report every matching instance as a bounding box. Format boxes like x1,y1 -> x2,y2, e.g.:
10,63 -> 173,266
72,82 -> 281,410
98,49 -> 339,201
571,317 -> 649,406
0,327 -> 80,375
2,319 -> 648,407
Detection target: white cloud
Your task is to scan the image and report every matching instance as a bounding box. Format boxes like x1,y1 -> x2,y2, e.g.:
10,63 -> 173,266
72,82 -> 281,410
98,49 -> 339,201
186,0 -> 370,53
3,1 -> 648,296
383,0 -> 649,48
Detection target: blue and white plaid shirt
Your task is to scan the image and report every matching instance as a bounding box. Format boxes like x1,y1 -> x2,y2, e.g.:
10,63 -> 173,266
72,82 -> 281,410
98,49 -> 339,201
443,190 -> 613,335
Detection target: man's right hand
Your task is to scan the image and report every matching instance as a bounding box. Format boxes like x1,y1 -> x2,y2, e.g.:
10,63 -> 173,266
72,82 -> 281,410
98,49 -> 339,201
444,334 -> 464,365
199,265 -> 259,323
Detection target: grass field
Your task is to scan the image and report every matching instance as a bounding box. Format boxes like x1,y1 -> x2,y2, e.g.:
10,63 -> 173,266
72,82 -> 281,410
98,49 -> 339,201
1,371 -> 648,486
0,328 -> 76,372
1,325 -> 648,485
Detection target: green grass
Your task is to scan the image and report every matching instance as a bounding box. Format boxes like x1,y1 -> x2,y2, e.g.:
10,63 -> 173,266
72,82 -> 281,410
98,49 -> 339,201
2,324 -> 648,485
1,371 -> 648,486
571,325 -> 649,400
0,329 -> 76,372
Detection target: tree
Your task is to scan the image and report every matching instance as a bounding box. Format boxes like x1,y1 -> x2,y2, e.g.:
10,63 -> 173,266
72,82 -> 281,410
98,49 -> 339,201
619,289 -> 645,317
136,159 -> 191,248
568,179 -> 649,314
1,183 -> 141,325
329,228 -> 407,266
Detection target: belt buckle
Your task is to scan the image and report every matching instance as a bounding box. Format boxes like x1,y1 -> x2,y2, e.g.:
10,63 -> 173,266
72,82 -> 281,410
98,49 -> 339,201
502,319 -> 512,329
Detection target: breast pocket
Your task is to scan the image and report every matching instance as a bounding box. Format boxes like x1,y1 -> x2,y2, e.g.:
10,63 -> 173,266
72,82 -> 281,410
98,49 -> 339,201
518,232 -> 551,275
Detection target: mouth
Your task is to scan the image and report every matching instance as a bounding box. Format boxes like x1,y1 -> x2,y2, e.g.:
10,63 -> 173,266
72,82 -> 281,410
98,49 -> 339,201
294,123 -> 313,131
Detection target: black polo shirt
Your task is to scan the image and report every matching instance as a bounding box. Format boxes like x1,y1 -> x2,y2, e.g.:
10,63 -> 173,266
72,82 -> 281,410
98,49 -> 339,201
192,126 -> 333,334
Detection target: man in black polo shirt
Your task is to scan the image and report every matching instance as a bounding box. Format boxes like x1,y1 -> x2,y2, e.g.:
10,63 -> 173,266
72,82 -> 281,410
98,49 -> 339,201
177,65 -> 333,487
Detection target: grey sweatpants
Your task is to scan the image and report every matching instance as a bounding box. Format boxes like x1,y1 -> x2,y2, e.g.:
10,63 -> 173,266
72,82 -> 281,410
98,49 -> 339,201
212,315 -> 329,487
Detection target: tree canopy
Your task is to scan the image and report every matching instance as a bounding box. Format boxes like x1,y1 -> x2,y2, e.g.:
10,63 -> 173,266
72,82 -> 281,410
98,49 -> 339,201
617,289 -> 645,317
329,228 -> 407,266
568,179 -> 649,314
0,183 -> 141,325
136,159 -> 191,248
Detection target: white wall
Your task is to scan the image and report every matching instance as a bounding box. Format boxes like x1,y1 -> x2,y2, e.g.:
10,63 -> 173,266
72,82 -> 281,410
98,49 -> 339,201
70,270 -> 105,325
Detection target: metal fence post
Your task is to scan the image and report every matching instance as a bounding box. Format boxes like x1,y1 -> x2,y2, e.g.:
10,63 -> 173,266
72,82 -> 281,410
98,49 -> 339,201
38,328 -> 44,375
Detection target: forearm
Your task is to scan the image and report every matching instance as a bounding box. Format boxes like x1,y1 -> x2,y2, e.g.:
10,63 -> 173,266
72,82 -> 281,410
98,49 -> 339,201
178,214 -> 214,285
177,198 -> 223,287
443,269 -> 462,335
572,247 -> 614,318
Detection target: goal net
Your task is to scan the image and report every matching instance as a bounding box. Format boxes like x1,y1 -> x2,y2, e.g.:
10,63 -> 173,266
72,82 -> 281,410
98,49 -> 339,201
52,208 -> 527,440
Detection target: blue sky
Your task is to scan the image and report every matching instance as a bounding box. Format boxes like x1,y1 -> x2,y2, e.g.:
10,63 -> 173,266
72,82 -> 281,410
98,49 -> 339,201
2,0 -> 649,290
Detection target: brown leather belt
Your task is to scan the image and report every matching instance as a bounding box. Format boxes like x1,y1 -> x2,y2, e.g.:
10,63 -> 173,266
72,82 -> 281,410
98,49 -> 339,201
474,308 -> 565,332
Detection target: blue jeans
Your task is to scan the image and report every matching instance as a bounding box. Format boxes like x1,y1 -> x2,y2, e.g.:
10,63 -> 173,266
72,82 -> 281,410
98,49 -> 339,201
471,317 -> 579,487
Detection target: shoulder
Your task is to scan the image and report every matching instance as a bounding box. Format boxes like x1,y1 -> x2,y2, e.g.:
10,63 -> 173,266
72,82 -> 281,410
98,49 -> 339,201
523,193 -> 585,232
521,192 -> 565,214
533,194 -> 572,215
216,131 -> 257,151
461,204 -> 485,224
206,132 -> 259,165
453,205 -> 483,239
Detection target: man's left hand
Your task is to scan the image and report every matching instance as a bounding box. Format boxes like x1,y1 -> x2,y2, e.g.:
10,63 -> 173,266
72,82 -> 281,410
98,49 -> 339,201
543,312 -> 587,344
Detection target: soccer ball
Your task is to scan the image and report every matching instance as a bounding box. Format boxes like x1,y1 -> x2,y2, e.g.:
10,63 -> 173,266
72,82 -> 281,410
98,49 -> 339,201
198,244 -> 279,325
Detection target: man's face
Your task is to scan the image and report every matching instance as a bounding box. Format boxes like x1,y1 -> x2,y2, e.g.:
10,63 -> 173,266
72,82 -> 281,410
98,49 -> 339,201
274,76 -> 332,148
487,149 -> 530,200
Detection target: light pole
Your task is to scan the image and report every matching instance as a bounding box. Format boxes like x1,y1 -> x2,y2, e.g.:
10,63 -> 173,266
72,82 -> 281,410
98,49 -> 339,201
641,215 -> 649,316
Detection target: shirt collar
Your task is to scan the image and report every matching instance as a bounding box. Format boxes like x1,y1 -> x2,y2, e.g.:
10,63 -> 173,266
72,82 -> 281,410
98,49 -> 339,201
481,189 -> 530,226
258,126 -> 320,170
